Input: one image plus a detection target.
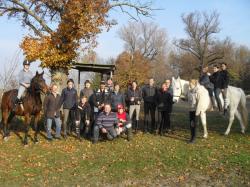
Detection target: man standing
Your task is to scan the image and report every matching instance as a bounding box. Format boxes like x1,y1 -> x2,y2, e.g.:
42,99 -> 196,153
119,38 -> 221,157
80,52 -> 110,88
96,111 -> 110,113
58,79 -> 78,139
93,103 -> 118,144
110,83 -> 126,112
16,60 -> 33,105
142,78 -> 157,133
44,84 -> 62,141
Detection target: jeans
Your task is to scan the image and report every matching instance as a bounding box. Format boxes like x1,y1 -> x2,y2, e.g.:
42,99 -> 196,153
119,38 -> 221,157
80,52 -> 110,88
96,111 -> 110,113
46,117 -> 62,138
93,125 -> 117,142
63,109 -> 75,135
221,88 -> 228,108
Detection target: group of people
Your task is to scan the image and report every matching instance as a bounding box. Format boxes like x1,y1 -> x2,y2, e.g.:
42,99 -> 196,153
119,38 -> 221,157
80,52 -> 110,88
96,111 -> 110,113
15,59 -> 230,144
43,77 -> 174,143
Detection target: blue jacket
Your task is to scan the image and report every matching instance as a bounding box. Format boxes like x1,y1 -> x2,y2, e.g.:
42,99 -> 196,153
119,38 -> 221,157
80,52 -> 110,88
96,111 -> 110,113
59,87 -> 78,110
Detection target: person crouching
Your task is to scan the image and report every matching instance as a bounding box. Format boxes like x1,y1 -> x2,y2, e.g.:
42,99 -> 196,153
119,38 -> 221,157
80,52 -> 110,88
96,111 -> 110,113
93,103 -> 118,144
116,104 -> 132,141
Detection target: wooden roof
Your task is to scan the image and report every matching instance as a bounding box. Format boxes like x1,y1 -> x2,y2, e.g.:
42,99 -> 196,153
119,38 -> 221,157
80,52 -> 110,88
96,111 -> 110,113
72,63 -> 116,74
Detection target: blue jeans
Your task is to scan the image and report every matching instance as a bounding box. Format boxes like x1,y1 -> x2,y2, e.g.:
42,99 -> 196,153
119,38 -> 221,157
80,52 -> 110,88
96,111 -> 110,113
93,125 -> 117,142
46,117 -> 62,138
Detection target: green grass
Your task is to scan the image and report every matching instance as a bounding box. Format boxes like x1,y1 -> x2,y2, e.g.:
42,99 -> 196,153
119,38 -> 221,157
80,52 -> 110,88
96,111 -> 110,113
0,101 -> 250,186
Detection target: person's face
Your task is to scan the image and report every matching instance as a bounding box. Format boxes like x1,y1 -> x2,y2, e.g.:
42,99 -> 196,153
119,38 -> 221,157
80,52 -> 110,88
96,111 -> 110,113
104,104 -> 111,113
202,67 -> 208,73
81,97 -> 87,104
115,85 -> 120,92
107,79 -> 112,85
213,67 -> 218,72
85,83 -> 91,88
67,82 -> 73,89
100,84 -> 105,90
24,64 -> 30,70
132,82 -> 137,89
51,85 -> 58,93
162,84 -> 167,91
118,108 -> 124,114
221,64 -> 226,70
165,80 -> 171,88
149,79 -> 154,86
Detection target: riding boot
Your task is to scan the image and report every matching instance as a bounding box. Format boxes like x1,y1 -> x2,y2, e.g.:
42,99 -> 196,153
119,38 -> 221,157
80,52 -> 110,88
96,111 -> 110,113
75,122 -> 81,140
211,96 -> 217,110
189,113 -> 197,144
135,120 -> 139,133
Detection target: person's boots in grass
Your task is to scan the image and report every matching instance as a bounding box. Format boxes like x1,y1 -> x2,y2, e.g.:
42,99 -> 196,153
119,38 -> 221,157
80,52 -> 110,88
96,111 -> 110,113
188,112 -> 197,144
135,120 -> 139,134
143,121 -> 149,134
127,127 -> 132,141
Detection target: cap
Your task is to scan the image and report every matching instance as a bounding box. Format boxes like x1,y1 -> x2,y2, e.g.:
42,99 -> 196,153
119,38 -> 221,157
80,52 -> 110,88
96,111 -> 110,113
117,104 -> 124,109
23,60 -> 31,66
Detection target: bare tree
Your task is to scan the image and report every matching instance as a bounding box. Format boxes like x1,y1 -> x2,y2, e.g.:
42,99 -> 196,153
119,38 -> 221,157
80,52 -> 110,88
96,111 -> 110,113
174,10 -> 224,74
118,21 -> 168,62
0,51 -> 20,93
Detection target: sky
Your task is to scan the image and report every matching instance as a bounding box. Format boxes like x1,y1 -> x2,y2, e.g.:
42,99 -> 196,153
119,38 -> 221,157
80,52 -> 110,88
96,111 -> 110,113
0,0 -> 250,77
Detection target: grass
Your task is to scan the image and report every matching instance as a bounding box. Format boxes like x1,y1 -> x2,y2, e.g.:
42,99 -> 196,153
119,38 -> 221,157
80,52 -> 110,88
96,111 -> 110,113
0,101 -> 249,186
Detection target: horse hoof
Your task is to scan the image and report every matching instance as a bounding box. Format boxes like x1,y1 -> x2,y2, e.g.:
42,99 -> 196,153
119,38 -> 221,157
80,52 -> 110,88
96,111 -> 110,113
224,132 -> 229,136
203,135 -> 208,139
241,130 -> 245,134
3,137 -> 9,142
24,144 -> 29,148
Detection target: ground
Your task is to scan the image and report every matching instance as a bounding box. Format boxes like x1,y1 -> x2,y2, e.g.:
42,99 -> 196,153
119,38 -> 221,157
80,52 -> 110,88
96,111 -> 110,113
0,100 -> 249,186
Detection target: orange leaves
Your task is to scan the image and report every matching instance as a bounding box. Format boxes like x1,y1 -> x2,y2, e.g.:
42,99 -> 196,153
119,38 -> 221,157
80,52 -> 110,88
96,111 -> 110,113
114,51 -> 151,88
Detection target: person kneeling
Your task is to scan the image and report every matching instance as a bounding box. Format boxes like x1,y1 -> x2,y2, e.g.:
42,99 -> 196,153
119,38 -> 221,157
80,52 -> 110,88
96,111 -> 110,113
116,104 -> 132,141
93,103 -> 118,144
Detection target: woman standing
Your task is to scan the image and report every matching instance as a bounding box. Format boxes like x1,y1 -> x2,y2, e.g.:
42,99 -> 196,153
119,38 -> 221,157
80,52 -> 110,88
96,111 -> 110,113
156,83 -> 173,136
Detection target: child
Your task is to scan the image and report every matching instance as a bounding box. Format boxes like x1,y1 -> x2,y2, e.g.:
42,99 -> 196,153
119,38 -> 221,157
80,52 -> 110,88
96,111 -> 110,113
116,104 -> 132,141
75,96 -> 91,140
188,79 -> 199,143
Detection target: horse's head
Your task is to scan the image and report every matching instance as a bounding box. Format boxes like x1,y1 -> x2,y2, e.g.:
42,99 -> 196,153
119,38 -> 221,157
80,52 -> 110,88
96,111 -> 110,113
30,71 -> 48,94
171,76 -> 189,103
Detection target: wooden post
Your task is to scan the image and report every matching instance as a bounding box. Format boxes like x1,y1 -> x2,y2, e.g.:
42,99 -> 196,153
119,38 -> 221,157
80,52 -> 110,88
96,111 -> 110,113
78,70 -> 81,94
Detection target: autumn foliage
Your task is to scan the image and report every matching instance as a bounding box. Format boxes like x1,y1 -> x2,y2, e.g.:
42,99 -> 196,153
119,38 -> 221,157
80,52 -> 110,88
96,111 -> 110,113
113,51 -> 150,88
20,0 -> 111,70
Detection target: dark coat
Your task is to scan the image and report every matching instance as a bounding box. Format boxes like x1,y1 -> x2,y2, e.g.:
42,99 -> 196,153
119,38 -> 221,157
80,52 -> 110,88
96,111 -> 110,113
75,102 -> 91,122
93,89 -> 111,107
142,85 -> 157,104
59,87 -> 78,110
110,91 -> 126,111
80,88 -> 94,100
43,92 -> 61,118
210,71 -> 222,89
126,88 -> 142,105
199,73 -> 214,89
220,70 -> 229,89
156,89 -> 173,112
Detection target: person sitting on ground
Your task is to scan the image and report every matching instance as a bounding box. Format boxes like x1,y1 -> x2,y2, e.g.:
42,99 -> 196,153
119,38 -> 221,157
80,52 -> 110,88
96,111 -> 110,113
116,104 -> 132,141
199,66 -> 216,109
75,96 -> 91,140
43,84 -> 62,141
93,103 -> 118,144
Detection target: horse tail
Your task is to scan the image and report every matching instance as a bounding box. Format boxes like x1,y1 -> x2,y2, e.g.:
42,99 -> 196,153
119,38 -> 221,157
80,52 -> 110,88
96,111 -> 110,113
238,89 -> 248,129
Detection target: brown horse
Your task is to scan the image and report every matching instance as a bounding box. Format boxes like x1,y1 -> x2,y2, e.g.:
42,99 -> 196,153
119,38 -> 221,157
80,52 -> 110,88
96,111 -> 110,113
1,71 -> 48,145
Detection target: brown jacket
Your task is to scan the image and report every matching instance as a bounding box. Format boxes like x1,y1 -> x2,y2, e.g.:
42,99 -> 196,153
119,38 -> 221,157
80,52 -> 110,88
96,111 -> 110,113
43,92 -> 61,118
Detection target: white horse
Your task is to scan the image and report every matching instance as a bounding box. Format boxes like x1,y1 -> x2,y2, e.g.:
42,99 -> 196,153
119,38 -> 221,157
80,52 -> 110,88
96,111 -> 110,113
171,77 -> 248,138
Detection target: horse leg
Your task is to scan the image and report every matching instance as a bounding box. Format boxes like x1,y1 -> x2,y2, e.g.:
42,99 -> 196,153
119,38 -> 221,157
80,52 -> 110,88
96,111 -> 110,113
34,114 -> 40,143
23,115 -> 31,145
224,108 -> 236,135
200,112 -> 208,138
2,110 -> 9,141
234,110 -> 245,134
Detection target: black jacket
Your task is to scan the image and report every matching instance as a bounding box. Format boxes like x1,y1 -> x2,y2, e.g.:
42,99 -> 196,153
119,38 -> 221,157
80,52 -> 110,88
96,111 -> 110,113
210,71 -> 222,89
220,70 -> 229,89
199,73 -> 214,89
126,88 -> 142,105
142,85 -> 157,104
156,89 -> 173,112
75,102 -> 91,122
93,89 -> 111,108
59,87 -> 78,110
110,91 -> 126,111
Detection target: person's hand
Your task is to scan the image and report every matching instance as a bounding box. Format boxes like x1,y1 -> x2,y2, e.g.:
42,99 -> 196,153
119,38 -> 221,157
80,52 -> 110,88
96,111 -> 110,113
138,101 -> 141,105
101,128 -> 107,133
86,120 -> 90,125
75,120 -> 80,124
221,89 -> 224,92
131,97 -> 134,101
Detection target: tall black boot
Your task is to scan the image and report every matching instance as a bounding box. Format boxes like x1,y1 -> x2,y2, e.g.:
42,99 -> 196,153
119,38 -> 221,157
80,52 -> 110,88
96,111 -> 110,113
135,120 -> 139,133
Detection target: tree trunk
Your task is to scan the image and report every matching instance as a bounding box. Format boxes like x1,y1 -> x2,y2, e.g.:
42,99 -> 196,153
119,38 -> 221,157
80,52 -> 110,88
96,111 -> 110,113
50,68 -> 69,93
